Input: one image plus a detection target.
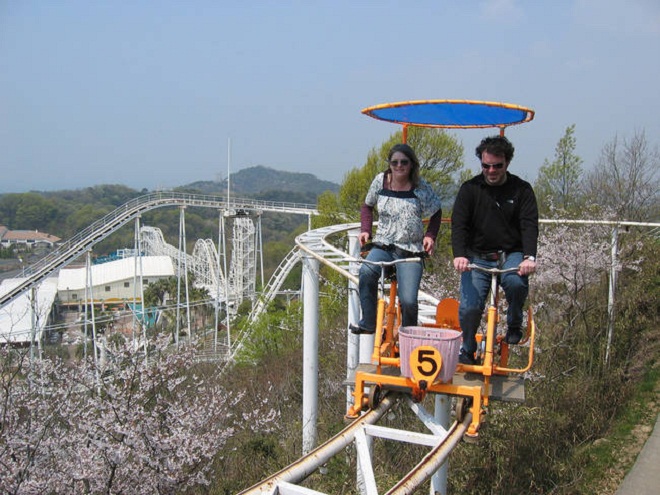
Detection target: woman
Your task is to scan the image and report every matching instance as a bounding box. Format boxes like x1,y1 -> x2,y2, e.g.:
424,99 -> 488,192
350,143 -> 443,335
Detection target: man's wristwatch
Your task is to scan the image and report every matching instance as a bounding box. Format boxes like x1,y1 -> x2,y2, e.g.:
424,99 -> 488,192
524,255 -> 536,262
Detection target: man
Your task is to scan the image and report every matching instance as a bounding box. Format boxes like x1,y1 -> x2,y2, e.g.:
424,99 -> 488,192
451,135 -> 539,365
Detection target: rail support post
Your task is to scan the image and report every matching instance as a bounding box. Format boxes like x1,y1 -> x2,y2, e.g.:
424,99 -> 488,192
302,254 -> 320,455
431,394 -> 451,493
347,230 -> 361,409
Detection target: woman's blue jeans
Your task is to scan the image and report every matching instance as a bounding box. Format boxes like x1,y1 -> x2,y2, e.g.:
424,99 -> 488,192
459,252 -> 528,354
358,246 -> 423,331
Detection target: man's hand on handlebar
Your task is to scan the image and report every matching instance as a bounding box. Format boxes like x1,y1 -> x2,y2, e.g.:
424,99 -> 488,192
518,258 -> 536,276
453,256 -> 470,273
453,256 -> 537,276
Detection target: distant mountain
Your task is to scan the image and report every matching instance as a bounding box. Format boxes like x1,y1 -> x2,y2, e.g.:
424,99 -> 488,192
182,165 -> 339,197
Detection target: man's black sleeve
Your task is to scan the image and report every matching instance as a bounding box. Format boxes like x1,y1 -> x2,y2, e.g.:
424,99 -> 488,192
451,184 -> 471,258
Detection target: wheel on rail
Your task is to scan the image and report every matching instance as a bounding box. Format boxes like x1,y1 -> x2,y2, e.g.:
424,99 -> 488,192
456,396 -> 473,422
368,384 -> 382,409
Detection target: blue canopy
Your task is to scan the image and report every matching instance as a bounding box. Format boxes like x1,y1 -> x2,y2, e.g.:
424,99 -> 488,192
362,100 -> 534,129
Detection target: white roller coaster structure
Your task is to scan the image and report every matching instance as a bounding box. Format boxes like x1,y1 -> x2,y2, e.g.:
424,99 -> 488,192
0,192 -> 314,310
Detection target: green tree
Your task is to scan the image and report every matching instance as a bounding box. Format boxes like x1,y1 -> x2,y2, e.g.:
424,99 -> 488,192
0,193 -> 61,231
534,124 -> 584,217
315,127 -> 464,227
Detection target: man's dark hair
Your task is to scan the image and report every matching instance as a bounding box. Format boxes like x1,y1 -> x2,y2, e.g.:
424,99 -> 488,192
475,135 -> 515,162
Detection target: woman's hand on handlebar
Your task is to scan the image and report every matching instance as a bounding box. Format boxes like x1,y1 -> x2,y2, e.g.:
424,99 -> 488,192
358,232 -> 371,246
423,236 -> 435,256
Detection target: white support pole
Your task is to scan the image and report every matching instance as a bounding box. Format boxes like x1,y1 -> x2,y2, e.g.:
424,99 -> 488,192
86,251 -> 101,392
137,228 -> 147,362
215,210 -> 222,353
181,207 -> 192,341
347,230 -> 361,409
29,286 -> 37,364
222,214 -> 231,350
302,254 -> 320,455
605,225 -> 619,366
132,217 -> 140,344
430,394 -> 451,494
257,213 -> 265,291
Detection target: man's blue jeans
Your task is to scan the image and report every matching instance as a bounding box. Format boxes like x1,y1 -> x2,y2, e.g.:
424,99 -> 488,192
459,252 -> 528,354
358,246 -> 423,331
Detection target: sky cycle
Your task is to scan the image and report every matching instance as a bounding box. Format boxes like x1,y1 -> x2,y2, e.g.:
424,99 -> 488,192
345,256 -> 537,439
348,99 -> 538,438
345,256 -> 483,436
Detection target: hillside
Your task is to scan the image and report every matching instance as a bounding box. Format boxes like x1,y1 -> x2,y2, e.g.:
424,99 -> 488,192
181,165 -> 339,200
0,166 -> 339,269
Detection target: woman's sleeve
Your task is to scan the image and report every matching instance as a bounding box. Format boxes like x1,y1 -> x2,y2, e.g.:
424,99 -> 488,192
419,180 -> 443,217
360,203 -> 374,235
364,173 -> 383,207
361,173 -> 382,235
424,208 -> 443,240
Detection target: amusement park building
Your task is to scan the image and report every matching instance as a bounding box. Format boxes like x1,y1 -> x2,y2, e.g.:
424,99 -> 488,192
0,276 -> 58,344
57,255 -> 175,308
0,256 -> 175,344
0,225 -> 61,249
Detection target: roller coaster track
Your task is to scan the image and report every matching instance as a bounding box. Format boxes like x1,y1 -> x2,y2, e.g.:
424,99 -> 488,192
140,225 -> 226,295
238,393 -> 471,495
239,223 -> 441,360
0,192 -> 317,309
247,221 -> 440,325
248,247 -> 301,321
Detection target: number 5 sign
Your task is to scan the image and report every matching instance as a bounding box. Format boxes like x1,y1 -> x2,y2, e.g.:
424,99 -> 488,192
408,345 -> 443,384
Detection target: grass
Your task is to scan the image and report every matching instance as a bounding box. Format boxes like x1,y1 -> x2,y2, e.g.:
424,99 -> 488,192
574,365 -> 660,494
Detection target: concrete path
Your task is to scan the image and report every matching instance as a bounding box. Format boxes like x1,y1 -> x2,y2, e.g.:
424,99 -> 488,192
615,413 -> 660,495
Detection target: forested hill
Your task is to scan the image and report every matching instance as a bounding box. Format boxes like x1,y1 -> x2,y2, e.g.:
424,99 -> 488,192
183,165 -> 339,201
0,166 -> 339,259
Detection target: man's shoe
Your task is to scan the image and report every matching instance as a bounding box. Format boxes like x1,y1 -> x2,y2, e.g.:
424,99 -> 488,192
349,324 -> 375,335
458,349 -> 477,365
505,327 -> 523,345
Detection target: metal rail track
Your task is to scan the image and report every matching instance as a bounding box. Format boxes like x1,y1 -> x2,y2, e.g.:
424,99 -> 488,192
238,392 -> 471,495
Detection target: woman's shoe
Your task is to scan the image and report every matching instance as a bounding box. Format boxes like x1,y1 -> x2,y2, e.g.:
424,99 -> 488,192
349,324 -> 375,335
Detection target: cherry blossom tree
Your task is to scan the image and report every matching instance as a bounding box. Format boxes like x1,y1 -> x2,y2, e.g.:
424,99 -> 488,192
0,337 -> 280,494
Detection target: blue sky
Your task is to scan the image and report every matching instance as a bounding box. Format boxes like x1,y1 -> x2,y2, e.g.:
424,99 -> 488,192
1,0 -> 658,194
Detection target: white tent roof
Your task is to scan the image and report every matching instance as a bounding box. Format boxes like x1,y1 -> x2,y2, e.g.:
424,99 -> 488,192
0,277 -> 59,344
57,256 -> 175,290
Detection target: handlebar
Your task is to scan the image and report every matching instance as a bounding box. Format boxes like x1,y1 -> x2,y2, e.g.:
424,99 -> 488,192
466,263 -> 520,275
356,257 -> 424,268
